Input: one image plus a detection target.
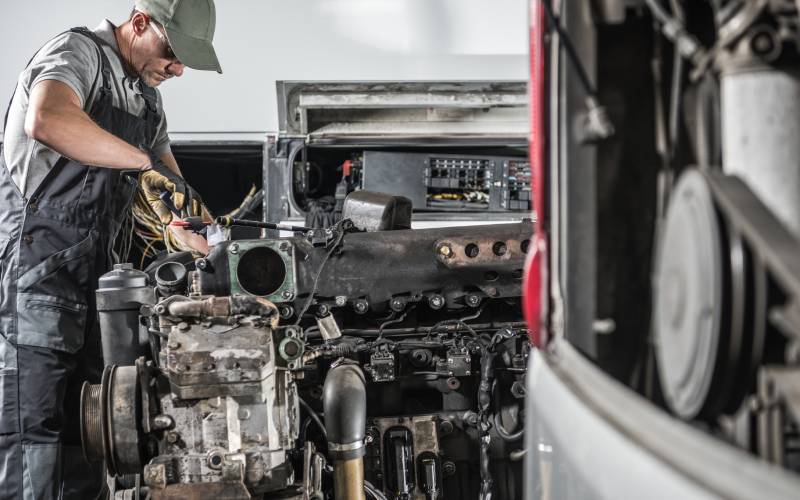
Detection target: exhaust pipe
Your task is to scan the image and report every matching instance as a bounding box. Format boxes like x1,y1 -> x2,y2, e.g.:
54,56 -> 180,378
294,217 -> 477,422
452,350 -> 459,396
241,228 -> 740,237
323,361 -> 367,500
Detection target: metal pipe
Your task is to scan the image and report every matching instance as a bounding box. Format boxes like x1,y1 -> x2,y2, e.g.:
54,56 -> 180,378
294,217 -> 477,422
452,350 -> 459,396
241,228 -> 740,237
333,458 -> 366,500
166,295 -> 278,321
323,362 -> 367,500
216,215 -> 312,232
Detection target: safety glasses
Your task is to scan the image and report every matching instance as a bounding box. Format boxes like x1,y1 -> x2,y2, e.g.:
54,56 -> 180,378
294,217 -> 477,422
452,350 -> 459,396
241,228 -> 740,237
148,21 -> 179,62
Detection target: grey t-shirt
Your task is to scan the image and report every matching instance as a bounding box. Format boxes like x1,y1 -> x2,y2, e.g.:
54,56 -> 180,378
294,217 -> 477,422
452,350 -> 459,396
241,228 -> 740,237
2,19 -> 171,198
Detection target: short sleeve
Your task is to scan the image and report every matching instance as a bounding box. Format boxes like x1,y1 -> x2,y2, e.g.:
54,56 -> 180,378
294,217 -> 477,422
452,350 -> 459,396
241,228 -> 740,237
24,32 -> 101,109
150,90 -> 171,157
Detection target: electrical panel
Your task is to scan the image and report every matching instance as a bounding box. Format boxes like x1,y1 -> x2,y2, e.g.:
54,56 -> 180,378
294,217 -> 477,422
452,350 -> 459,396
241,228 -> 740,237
361,151 -> 531,212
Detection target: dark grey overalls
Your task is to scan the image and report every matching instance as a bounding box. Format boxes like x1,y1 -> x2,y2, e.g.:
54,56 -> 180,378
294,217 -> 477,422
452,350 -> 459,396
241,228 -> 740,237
0,28 -> 160,500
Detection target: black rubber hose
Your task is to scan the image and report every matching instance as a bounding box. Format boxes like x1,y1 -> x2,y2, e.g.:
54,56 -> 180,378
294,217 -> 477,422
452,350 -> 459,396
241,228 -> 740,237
540,0 -> 597,98
299,396 -> 327,441
365,480 -> 388,500
494,412 -> 524,442
323,362 -> 367,460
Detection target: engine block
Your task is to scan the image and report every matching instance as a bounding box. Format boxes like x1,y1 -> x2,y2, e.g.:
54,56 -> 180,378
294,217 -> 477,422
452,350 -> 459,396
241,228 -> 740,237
82,297 -> 299,499
81,208 -> 530,500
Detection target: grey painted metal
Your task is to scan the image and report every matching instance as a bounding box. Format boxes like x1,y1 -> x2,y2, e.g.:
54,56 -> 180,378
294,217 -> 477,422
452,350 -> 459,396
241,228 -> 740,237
653,170 -> 724,418
524,338 -> 800,500
275,81 -> 528,137
558,0 -> 597,355
722,69 -> 800,238
97,264 -> 155,367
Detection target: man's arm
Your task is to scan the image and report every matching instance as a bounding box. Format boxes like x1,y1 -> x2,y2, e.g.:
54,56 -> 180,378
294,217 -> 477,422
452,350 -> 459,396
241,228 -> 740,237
158,150 -> 184,176
158,151 -> 211,255
27,80 -> 209,254
24,80 -> 151,170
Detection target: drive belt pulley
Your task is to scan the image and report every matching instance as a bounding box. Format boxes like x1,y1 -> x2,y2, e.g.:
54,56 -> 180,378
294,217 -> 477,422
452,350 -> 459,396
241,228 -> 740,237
654,169 -> 765,420
80,365 -> 145,475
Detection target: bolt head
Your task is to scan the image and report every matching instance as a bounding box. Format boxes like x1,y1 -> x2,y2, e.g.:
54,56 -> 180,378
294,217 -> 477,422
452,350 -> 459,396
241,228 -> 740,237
166,431 -> 179,444
354,300 -> 369,314
153,415 -> 174,430
229,244 -> 239,255
438,244 -> 453,258
282,290 -> 293,300
752,32 -> 774,55
439,420 -> 454,435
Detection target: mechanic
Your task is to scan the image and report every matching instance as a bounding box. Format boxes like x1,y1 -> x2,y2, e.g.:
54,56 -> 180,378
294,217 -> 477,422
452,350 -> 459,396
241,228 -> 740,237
0,0 -> 221,498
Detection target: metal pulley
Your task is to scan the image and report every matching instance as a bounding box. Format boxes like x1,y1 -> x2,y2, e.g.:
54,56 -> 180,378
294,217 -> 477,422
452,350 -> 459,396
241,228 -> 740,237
654,170 -> 766,420
80,365 -> 145,476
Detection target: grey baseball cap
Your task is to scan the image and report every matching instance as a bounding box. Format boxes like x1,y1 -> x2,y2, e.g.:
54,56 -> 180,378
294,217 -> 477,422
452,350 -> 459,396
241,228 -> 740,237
134,0 -> 222,73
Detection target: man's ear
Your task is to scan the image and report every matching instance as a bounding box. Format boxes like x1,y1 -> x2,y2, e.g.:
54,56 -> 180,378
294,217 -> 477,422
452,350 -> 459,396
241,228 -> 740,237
130,11 -> 149,36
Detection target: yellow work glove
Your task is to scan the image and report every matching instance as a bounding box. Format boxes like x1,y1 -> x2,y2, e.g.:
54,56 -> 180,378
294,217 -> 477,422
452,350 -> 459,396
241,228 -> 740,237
140,157 -> 203,225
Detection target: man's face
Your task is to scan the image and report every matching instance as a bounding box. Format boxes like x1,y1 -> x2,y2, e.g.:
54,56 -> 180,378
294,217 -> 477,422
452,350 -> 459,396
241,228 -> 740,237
132,15 -> 185,87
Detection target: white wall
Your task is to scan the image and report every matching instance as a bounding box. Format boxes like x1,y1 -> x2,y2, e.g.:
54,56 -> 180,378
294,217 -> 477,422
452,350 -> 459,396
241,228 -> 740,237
0,0 -> 527,134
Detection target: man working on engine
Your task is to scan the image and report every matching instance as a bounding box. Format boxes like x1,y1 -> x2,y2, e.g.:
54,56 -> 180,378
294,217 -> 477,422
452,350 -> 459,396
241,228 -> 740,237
0,0 -> 221,497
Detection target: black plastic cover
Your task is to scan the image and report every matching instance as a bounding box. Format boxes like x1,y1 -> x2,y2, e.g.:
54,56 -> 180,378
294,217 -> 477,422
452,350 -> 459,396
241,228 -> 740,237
341,191 -> 412,232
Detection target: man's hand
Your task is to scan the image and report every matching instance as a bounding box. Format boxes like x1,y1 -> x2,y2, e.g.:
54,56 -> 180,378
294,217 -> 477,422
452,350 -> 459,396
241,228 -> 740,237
140,155 -> 203,224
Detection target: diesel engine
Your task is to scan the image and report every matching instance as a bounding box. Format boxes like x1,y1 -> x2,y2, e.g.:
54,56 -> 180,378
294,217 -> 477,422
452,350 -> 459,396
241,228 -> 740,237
81,192 -> 530,499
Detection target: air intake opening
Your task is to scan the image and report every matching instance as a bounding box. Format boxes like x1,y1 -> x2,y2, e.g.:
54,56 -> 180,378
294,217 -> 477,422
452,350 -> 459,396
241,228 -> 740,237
237,246 -> 287,297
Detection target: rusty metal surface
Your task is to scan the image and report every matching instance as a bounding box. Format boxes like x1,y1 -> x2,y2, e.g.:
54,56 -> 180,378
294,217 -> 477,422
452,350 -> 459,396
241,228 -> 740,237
149,482 -> 252,500
149,312 -> 298,496
107,365 -> 143,474
435,235 -> 526,269
167,296 -> 233,317
198,222 -> 532,308
165,320 -> 274,399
